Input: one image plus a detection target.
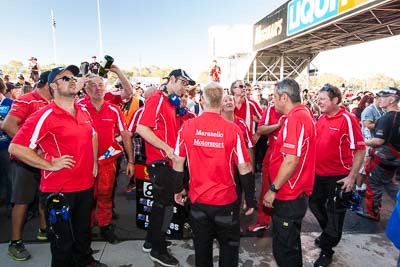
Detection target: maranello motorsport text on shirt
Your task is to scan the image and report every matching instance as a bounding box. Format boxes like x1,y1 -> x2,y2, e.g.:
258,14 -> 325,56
194,129 -> 225,148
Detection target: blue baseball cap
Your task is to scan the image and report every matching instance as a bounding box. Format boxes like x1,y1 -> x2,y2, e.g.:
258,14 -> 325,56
48,65 -> 80,84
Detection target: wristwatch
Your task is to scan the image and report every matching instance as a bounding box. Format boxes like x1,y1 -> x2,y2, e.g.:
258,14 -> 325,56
269,183 -> 279,193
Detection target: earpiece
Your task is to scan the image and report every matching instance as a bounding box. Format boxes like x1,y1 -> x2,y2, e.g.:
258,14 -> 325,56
161,84 -> 181,107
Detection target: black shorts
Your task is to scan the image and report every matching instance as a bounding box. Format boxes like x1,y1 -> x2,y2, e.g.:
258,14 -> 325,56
11,160 -> 41,204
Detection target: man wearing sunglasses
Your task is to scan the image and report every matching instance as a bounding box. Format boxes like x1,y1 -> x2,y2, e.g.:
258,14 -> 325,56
137,69 -> 195,267
9,65 -> 107,267
3,71 -> 52,261
310,84 -> 365,267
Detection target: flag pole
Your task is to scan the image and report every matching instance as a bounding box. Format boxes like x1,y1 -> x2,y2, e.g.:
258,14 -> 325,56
51,9 -> 57,64
96,0 -> 103,58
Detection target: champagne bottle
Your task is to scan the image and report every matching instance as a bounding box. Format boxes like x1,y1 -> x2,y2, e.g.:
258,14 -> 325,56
98,55 -> 114,77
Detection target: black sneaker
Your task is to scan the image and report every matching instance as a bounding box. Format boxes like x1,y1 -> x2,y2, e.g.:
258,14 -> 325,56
100,225 -> 120,244
314,252 -> 333,267
149,251 -> 179,267
142,240 -> 172,253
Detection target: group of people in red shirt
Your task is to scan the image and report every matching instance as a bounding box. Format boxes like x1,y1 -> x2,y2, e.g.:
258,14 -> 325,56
2,58 -> 399,267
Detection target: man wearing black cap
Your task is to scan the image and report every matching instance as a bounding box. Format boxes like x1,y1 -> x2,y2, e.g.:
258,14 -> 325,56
89,56 -> 101,75
357,87 -> 400,221
137,69 -> 195,267
8,65 -> 106,267
3,70 -> 52,261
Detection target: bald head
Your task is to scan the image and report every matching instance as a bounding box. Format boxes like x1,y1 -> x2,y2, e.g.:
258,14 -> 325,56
144,86 -> 157,100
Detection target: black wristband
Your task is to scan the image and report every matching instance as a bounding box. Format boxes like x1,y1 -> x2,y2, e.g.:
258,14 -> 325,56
238,171 -> 256,208
172,169 -> 185,193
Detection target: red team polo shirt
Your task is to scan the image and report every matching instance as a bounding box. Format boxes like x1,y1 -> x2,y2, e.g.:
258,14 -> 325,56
259,104 -> 284,148
104,91 -> 123,105
234,98 -> 262,134
175,112 -> 250,205
138,90 -> 179,164
316,106 -> 366,176
12,102 -> 95,193
79,99 -> 126,160
127,106 -> 144,134
8,90 -> 49,126
234,116 -> 254,149
269,105 -> 316,200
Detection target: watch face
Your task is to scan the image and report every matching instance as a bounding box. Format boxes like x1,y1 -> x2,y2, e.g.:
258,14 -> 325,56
270,183 -> 278,192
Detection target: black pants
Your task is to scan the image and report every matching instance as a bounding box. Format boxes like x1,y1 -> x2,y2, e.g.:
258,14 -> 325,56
145,161 -> 175,254
190,201 -> 240,267
272,193 -> 308,267
309,175 -> 347,256
41,187 -> 94,267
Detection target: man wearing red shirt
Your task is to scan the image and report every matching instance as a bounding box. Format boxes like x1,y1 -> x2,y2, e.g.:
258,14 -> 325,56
79,69 -> 134,244
310,84 -> 366,267
9,65 -> 106,267
137,69 -> 195,267
2,71 -> 52,261
231,80 -> 263,136
263,79 -> 316,267
209,60 -> 221,83
173,82 -> 253,267
248,104 -> 284,232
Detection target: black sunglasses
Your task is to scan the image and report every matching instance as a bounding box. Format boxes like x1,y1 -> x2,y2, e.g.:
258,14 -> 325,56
54,76 -> 77,83
235,84 -> 245,89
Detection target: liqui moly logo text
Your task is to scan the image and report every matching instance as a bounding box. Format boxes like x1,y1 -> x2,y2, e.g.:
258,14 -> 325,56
287,0 -> 371,36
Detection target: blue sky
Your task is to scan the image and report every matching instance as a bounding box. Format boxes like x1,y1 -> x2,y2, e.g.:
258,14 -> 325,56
0,0 -> 281,76
1,0 -> 400,80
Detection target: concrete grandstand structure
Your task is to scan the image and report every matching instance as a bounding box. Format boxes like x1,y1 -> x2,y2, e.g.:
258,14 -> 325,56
210,0 -> 400,86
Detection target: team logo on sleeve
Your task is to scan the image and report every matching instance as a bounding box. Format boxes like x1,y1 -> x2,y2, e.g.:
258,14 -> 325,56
283,142 -> 295,149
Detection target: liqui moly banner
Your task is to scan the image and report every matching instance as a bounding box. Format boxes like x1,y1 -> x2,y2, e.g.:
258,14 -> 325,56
287,0 -> 381,36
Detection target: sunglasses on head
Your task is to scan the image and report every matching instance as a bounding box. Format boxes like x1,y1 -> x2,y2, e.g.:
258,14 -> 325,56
54,76 -> 77,83
321,85 -> 333,92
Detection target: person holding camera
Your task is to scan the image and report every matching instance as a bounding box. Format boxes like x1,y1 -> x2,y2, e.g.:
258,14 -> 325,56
8,65 -> 106,267
310,84 -> 366,267
136,69 -> 195,267
78,66 -> 135,244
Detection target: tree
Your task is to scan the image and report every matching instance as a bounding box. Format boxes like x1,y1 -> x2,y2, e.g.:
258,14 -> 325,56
197,70 -> 210,84
0,60 -> 25,79
366,73 -> 397,90
310,73 -> 346,88
41,63 -> 64,72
